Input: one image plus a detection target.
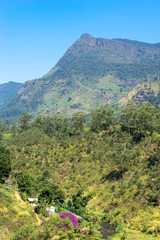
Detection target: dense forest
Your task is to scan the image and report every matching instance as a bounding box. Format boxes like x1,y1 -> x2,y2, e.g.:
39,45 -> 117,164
0,102 -> 160,239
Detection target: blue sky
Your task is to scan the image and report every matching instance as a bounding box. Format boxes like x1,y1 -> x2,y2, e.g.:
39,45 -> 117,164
0,0 -> 160,84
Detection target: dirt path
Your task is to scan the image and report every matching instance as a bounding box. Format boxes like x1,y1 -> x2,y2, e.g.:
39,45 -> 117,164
15,191 -> 42,224
15,191 -> 22,201
35,213 -> 42,224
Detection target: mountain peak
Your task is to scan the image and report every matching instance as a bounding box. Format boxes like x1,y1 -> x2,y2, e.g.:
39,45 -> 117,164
63,33 -> 96,56
80,33 -> 94,40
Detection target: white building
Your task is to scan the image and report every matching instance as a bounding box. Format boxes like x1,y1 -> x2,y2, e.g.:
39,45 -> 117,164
46,206 -> 55,213
27,198 -> 38,206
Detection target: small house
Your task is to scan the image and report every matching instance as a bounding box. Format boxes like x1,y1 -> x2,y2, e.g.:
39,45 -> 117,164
46,206 -> 55,213
27,198 -> 38,206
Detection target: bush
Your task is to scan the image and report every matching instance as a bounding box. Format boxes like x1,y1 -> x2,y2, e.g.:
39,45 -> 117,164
10,225 -> 36,240
67,230 -> 75,240
59,233 -> 67,240
102,213 -> 110,223
60,212 -> 79,230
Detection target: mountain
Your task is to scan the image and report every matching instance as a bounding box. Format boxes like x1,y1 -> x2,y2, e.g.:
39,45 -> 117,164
1,34 -> 160,121
0,81 -> 23,110
118,76 -> 160,106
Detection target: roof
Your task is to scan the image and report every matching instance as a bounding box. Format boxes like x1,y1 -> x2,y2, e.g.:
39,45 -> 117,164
46,206 -> 55,212
27,198 -> 38,202
50,206 -> 55,209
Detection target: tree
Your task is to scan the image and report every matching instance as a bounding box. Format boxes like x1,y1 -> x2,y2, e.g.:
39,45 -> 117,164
19,112 -> 32,132
0,121 -> 5,133
43,115 -> 54,137
15,172 -> 33,194
11,121 -> 18,138
53,113 -> 70,137
38,187 -> 54,205
0,132 -> 3,142
0,121 -> 5,141
71,189 -> 91,213
136,103 -> 160,135
54,188 -> 66,204
90,106 -> 116,132
71,112 -> 87,135
4,119 -> 10,131
0,146 -> 11,183
121,102 -> 138,136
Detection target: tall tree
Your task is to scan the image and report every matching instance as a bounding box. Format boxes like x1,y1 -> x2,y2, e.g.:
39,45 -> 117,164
0,146 -> 11,183
38,187 -> 54,205
90,106 -> 116,132
15,172 -> 33,194
19,112 -> 32,132
71,112 -> 87,135
121,102 -> 138,136
136,103 -> 160,135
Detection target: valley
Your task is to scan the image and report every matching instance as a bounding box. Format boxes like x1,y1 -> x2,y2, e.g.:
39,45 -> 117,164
0,104 -> 160,239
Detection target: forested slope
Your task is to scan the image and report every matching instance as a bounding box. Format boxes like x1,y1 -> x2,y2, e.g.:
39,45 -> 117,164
0,82 -> 23,109
0,103 -> 159,239
0,187 -> 37,240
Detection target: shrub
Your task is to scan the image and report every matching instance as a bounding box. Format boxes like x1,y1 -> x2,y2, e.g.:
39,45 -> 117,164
60,212 -> 79,230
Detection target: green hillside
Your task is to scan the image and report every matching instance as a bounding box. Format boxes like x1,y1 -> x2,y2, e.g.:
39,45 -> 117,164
0,186 -> 102,240
1,34 -> 160,121
0,187 -> 37,240
118,76 -> 160,106
0,82 -> 23,110
1,103 -> 160,239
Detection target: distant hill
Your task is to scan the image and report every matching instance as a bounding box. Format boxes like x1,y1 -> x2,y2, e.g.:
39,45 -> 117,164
1,34 -> 160,121
0,81 -> 23,110
118,76 -> 160,106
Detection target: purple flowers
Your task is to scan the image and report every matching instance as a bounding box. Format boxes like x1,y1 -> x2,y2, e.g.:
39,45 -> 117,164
60,212 -> 79,229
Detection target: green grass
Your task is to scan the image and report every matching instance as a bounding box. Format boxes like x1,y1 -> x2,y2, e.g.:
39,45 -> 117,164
3,133 -> 12,140
111,228 -> 160,240
0,185 -> 38,240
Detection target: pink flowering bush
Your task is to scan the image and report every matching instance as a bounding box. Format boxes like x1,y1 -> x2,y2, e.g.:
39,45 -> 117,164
60,212 -> 79,230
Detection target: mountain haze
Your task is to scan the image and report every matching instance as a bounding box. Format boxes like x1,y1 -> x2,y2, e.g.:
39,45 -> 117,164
1,34 -> 160,120
0,81 -> 23,110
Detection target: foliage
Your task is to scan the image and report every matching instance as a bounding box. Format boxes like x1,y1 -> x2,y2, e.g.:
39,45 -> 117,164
1,103 -> 160,239
60,212 -> 79,230
54,188 -> 66,204
19,113 -> 32,132
0,146 -> 11,183
68,189 -> 93,215
15,172 -> 33,195
38,187 -> 54,205
0,188 -> 37,240
90,105 -> 117,132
